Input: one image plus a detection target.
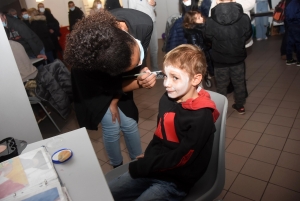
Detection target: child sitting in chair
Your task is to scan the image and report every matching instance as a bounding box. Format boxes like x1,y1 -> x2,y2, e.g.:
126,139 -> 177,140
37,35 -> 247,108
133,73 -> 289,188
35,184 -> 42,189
109,44 -> 220,201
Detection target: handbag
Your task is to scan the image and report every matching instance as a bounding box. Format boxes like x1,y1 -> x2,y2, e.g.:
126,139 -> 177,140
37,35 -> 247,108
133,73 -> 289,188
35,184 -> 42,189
0,137 -> 27,163
273,0 -> 286,22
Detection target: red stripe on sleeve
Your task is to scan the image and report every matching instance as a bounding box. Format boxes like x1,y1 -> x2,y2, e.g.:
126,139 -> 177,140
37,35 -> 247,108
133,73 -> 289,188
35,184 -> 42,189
175,150 -> 194,167
164,112 -> 179,143
154,118 -> 163,139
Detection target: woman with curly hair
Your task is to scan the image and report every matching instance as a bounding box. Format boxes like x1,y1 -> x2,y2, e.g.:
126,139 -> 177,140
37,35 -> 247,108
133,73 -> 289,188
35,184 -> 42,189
64,10 -> 156,168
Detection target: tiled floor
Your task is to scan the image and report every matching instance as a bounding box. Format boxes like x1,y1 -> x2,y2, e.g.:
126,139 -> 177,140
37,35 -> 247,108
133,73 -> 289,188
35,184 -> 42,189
38,36 -> 300,200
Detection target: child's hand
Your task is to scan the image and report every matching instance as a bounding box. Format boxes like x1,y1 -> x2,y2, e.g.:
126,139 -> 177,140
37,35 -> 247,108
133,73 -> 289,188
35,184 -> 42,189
137,67 -> 156,89
136,154 -> 144,159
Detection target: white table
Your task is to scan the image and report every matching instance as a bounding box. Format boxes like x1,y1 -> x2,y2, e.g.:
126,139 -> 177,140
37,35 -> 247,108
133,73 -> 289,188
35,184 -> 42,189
23,128 -> 113,201
30,58 -> 44,64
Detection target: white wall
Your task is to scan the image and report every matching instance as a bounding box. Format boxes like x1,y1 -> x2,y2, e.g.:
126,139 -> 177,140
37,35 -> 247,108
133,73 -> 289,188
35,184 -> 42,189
0,24 -> 42,143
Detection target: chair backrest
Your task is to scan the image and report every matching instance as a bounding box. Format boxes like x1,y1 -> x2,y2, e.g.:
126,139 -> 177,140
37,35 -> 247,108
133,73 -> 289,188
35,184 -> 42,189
183,90 -> 227,201
105,90 -> 228,201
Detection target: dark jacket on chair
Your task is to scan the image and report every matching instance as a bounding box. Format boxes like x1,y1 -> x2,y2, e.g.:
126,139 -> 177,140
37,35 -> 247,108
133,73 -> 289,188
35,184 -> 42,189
35,59 -> 73,119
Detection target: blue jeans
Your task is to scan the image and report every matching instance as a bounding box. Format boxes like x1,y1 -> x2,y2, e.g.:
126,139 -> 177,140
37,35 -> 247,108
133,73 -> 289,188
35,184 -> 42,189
109,172 -> 187,201
101,108 -> 142,166
256,1 -> 269,39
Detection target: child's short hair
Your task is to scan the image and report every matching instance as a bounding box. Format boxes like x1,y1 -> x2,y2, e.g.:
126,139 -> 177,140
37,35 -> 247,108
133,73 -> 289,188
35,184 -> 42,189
183,10 -> 204,29
163,44 -> 207,77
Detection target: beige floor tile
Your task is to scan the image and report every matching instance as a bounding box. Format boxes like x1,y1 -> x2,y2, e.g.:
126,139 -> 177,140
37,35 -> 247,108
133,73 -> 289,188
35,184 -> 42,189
230,111 -> 253,120
225,137 -> 233,149
270,116 -> 295,127
283,139 -> 300,155
264,124 -> 291,138
87,129 -> 102,141
139,109 -> 158,119
244,103 -> 259,112
249,112 -> 273,123
277,152 -> 300,172
225,152 -> 248,172
293,118 -> 300,129
258,134 -> 286,150
91,140 -> 104,153
270,166 -> 300,192
121,151 -> 132,164
226,126 -> 241,139
138,120 -> 157,130
140,132 -> 154,144
139,128 -> 150,137
265,92 -> 285,101
241,159 -> 275,181
279,101 -> 300,110
243,121 -> 268,133
269,87 -> 287,94
214,190 -> 227,201
235,130 -> 262,144
259,81 -> 274,87
226,117 -> 248,129
246,96 -> 264,104
275,108 -> 298,118
283,94 -> 300,102
297,112 -> 300,119
223,192 -> 253,201
253,86 -> 271,93
226,140 -> 255,157
255,105 -> 277,115
261,98 -> 281,107
261,184 -> 300,201
100,163 -> 113,174
288,128 -> 300,140
230,174 -> 267,201
249,91 -> 267,98
224,170 -> 238,190
148,113 -> 158,121
95,149 -> 109,163
250,146 -> 281,165
98,159 -> 106,166
138,117 -> 146,125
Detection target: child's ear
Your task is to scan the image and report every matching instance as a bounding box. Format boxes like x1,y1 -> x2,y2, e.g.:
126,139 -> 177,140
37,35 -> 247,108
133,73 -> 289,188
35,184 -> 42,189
192,74 -> 202,86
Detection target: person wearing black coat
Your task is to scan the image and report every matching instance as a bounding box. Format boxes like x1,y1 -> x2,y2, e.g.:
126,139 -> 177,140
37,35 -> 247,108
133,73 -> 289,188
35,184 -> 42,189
105,0 -> 122,11
28,8 -> 55,63
68,1 -> 84,32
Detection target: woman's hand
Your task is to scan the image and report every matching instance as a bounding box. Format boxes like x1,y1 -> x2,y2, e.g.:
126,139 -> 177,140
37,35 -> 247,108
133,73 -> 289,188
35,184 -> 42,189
136,154 -> 144,159
137,67 -> 156,89
109,98 -> 121,124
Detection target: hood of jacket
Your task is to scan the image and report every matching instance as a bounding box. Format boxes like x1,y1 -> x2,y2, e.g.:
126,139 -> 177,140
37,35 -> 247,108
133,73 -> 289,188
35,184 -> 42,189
211,2 -> 243,25
181,89 -> 220,122
31,15 -> 46,21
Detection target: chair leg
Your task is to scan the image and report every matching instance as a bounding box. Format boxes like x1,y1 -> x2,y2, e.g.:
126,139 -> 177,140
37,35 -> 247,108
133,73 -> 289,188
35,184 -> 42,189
37,102 -> 61,133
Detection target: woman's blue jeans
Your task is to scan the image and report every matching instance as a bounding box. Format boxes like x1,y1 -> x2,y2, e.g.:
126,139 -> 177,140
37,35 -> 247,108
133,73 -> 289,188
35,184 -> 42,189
256,1 -> 269,39
101,108 -> 142,166
109,172 -> 187,201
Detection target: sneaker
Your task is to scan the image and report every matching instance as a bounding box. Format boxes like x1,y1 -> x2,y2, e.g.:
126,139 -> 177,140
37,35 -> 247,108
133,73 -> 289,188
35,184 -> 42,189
264,37 -> 268,40
232,104 -> 245,115
256,38 -> 262,41
286,59 -> 297,65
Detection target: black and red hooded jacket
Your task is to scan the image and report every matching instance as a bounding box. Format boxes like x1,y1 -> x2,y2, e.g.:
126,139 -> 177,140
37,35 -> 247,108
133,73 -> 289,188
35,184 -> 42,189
129,89 -> 220,192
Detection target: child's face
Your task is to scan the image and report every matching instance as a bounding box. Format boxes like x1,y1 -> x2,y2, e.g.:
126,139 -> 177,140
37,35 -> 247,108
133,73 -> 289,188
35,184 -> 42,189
163,65 -> 191,100
194,13 -> 203,24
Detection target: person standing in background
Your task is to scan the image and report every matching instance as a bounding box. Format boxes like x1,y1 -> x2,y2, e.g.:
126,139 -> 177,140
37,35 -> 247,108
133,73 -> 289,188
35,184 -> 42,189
21,8 -> 31,27
68,1 -> 84,32
254,0 -> 269,41
105,0 -> 123,10
128,0 -> 159,71
90,0 -> 103,15
7,8 -> 19,19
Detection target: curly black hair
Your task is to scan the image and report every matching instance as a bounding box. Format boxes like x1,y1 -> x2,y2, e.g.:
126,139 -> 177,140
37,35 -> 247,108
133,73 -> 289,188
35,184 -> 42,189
64,9 -> 136,76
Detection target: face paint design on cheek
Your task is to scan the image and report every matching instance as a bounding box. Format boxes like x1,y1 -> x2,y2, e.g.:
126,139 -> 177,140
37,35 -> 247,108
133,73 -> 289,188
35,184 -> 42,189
163,66 -> 190,99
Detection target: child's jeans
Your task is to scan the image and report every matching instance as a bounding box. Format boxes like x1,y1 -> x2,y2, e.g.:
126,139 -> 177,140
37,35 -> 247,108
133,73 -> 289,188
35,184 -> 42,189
214,62 -> 246,108
109,171 -> 187,201
286,25 -> 300,61
256,0 -> 269,39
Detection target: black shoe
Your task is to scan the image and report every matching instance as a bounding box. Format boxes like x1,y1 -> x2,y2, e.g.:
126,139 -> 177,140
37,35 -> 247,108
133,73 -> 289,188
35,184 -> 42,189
232,104 -> 245,115
286,59 -> 297,65
113,161 -> 123,169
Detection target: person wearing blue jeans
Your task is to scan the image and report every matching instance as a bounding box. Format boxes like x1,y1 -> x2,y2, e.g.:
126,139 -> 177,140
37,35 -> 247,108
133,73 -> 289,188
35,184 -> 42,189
255,0 -> 269,40
101,108 -> 142,166
65,10 -> 155,168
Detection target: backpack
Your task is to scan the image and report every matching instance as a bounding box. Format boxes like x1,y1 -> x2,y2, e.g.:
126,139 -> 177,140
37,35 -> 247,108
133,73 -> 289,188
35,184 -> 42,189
273,0 -> 286,22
